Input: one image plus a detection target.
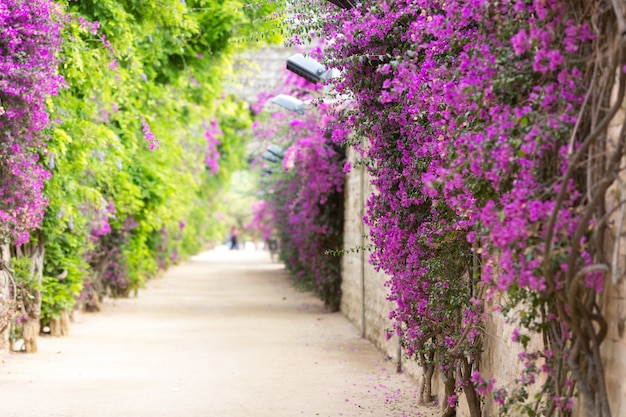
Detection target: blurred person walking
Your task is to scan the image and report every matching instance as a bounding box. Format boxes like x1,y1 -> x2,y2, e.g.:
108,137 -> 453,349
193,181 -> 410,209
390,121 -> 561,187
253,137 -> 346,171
230,226 -> 239,250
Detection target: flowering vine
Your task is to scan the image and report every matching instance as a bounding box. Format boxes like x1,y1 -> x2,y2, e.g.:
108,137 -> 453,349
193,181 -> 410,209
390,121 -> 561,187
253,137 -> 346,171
282,0 -> 625,415
0,0 -> 280,352
254,73 -> 345,310
141,117 -> 160,151
0,0 -> 64,245
204,119 -> 222,175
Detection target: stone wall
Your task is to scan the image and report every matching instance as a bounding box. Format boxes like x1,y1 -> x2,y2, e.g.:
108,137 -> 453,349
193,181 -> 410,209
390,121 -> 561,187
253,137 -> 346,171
599,70 -> 626,417
600,279 -> 626,417
340,148 -> 422,385
0,245 -> 10,353
478,298 -> 544,416
223,45 -> 298,106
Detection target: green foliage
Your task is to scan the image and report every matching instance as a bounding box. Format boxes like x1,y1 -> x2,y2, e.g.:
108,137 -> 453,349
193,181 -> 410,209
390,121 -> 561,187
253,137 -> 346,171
10,257 -> 38,290
36,0 -> 283,321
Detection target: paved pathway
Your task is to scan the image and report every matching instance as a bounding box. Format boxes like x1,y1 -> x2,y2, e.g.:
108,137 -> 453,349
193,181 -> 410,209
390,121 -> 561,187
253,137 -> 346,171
0,249 -> 435,417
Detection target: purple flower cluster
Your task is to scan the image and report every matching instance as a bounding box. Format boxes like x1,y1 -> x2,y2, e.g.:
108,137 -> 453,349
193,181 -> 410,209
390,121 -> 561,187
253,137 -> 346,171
247,201 -> 273,240
87,200 -> 114,238
0,0 -> 64,245
141,117 -> 159,150
204,119 -> 222,175
316,0 -> 593,410
254,75 -> 345,310
272,125 -> 345,309
94,216 -> 139,297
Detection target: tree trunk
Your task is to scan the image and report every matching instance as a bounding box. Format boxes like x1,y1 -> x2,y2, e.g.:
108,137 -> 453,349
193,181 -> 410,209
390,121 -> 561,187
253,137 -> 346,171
441,369 -> 457,417
461,357 -> 482,417
14,236 -> 44,353
50,310 -> 70,337
0,244 -> 11,353
418,352 -> 435,405
81,254 -> 110,312
22,319 -> 39,353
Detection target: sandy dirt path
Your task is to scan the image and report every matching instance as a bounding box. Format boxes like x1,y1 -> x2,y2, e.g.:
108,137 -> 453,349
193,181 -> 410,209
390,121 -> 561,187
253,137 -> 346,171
0,248 -> 436,417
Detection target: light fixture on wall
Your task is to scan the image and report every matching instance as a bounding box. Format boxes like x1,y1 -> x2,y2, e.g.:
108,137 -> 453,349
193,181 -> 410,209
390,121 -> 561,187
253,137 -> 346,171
267,144 -> 285,159
262,144 -> 285,163
271,94 -> 307,114
325,0 -> 358,9
262,152 -> 281,164
271,93 -> 349,115
286,54 -> 338,84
